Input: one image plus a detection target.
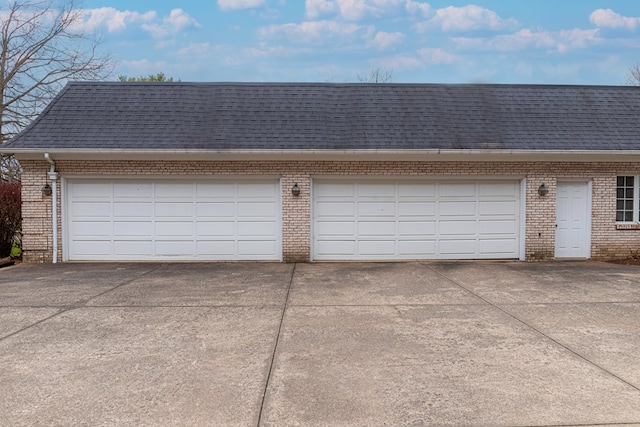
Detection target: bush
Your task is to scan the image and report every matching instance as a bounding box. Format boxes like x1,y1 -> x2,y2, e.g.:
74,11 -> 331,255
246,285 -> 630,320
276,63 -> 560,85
0,182 -> 21,258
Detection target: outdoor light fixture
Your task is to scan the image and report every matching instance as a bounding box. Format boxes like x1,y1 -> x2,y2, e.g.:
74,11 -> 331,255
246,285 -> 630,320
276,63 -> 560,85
538,183 -> 548,196
42,183 -> 52,196
291,183 -> 300,196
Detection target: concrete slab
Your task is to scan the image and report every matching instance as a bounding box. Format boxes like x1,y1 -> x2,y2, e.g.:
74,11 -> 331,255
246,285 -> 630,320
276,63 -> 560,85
87,263 -> 294,307
0,263 -> 158,306
0,308 -> 60,338
262,304 -> 640,426
429,261 -> 640,304
0,306 -> 282,426
291,262 -> 482,306
506,302 -> 640,387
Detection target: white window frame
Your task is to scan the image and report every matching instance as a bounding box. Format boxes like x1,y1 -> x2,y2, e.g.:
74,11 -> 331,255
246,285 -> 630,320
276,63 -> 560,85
616,175 -> 640,223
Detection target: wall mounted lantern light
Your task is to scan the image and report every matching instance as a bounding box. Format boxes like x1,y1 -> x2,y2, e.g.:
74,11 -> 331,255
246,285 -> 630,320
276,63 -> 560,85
291,183 -> 301,196
42,183 -> 52,197
538,183 -> 548,196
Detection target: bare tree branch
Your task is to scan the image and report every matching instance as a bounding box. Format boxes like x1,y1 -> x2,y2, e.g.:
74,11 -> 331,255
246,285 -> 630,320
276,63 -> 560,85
627,63 -> 640,86
0,0 -> 113,181
357,68 -> 394,83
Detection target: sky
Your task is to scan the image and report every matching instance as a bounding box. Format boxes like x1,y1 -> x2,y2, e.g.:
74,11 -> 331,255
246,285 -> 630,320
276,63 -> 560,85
76,0 -> 640,85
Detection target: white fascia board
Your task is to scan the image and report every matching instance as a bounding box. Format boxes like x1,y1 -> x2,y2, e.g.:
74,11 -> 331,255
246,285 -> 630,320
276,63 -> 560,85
8,148 -> 640,162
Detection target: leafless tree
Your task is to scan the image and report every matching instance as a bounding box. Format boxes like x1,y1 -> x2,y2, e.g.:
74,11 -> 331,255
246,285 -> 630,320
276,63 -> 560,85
357,67 -> 394,83
0,0 -> 112,181
627,63 -> 640,86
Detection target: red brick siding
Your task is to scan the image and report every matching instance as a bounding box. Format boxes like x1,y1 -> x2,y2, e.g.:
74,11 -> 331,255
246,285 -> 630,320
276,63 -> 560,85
18,159 -> 640,262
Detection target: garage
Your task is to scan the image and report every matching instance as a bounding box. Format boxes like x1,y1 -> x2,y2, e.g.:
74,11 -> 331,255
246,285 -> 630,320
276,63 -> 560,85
65,179 -> 281,261
313,180 -> 522,260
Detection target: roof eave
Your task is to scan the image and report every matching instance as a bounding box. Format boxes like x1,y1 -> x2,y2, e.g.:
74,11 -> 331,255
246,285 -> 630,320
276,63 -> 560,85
6,148 -> 640,163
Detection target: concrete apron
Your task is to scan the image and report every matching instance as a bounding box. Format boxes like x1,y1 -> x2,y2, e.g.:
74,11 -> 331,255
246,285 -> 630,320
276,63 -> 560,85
1,261 -> 640,426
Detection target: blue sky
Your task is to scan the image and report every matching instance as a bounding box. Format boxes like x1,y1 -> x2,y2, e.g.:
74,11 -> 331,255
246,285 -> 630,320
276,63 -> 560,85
77,0 -> 640,84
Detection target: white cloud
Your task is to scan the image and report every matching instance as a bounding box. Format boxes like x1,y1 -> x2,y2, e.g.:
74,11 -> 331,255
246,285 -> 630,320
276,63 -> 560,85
417,47 -> 458,64
371,31 -> 404,49
417,5 -> 518,32
259,20 -> 370,43
142,8 -> 200,39
218,0 -> 266,11
305,0 -> 405,21
453,28 -> 600,53
589,9 -> 640,31
74,7 -> 156,33
405,0 -> 430,17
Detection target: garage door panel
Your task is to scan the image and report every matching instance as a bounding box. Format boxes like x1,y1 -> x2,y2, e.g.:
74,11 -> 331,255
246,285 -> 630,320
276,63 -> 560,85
196,222 -> 235,236
439,220 -> 476,236
113,202 -> 153,217
479,201 -> 517,216
358,240 -> 396,255
155,202 -> 194,217
398,221 -> 436,236
316,221 -> 355,236
155,183 -> 193,198
238,202 -> 276,217
196,183 -> 235,198
71,182 -> 110,198
399,240 -> 436,255
238,240 -> 277,256
156,241 -> 194,256
237,221 -> 277,237
196,240 -> 235,256
479,182 -> 517,197
113,241 -> 152,256
316,202 -> 355,216
357,202 -> 395,216
72,202 -> 111,217
440,201 -> 476,216
73,241 -> 113,256
114,222 -> 152,237
67,179 -> 280,261
155,222 -> 194,237
439,240 -> 476,254
358,183 -> 395,197
479,220 -> 517,235
358,221 -> 395,236
196,202 -> 235,217
399,202 -> 435,216
440,183 -> 476,197
315,240 -> 355,256
314,180 -> 519,260
399,183 -> 436,197
114,183 -> 152,198
73,222 -> 112,237
479,239 -> 516,254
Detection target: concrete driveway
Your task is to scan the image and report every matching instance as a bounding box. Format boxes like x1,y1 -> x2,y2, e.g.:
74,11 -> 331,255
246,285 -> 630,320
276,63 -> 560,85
1,261 -> 640,426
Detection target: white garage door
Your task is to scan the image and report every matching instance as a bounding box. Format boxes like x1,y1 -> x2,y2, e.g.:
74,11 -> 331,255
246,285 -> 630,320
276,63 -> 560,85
66,179 -> 281,261
313,180 -> 521,260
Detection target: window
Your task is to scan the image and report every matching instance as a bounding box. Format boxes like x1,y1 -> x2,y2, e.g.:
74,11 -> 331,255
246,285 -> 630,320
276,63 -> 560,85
616,176 -> 640,222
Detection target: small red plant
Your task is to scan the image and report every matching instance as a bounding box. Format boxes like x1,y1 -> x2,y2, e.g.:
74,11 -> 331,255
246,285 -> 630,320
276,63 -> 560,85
0,182 -> 21,258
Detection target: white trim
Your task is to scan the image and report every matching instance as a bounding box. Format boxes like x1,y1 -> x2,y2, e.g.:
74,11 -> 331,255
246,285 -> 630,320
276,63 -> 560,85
519,178 -> 526,261
10,148 -> 640,163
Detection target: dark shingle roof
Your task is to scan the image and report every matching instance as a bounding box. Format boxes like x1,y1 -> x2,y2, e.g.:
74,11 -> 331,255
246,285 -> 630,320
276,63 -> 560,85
4,82 -> 640,151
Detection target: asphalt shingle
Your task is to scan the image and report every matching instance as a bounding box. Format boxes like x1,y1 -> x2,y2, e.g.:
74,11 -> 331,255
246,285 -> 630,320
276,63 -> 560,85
4,82 -> 640,151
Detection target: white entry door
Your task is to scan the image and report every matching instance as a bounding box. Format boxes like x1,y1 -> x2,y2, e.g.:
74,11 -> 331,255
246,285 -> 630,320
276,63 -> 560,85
555,181 -> 590,258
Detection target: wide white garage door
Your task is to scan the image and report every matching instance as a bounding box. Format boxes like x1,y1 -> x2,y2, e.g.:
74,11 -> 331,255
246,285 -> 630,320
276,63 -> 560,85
313,180 -> 521,260
66,179 -> 281,261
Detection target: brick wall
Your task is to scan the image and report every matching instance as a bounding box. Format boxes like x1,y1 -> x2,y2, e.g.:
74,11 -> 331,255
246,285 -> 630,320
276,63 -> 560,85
18,159 -> 640,262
